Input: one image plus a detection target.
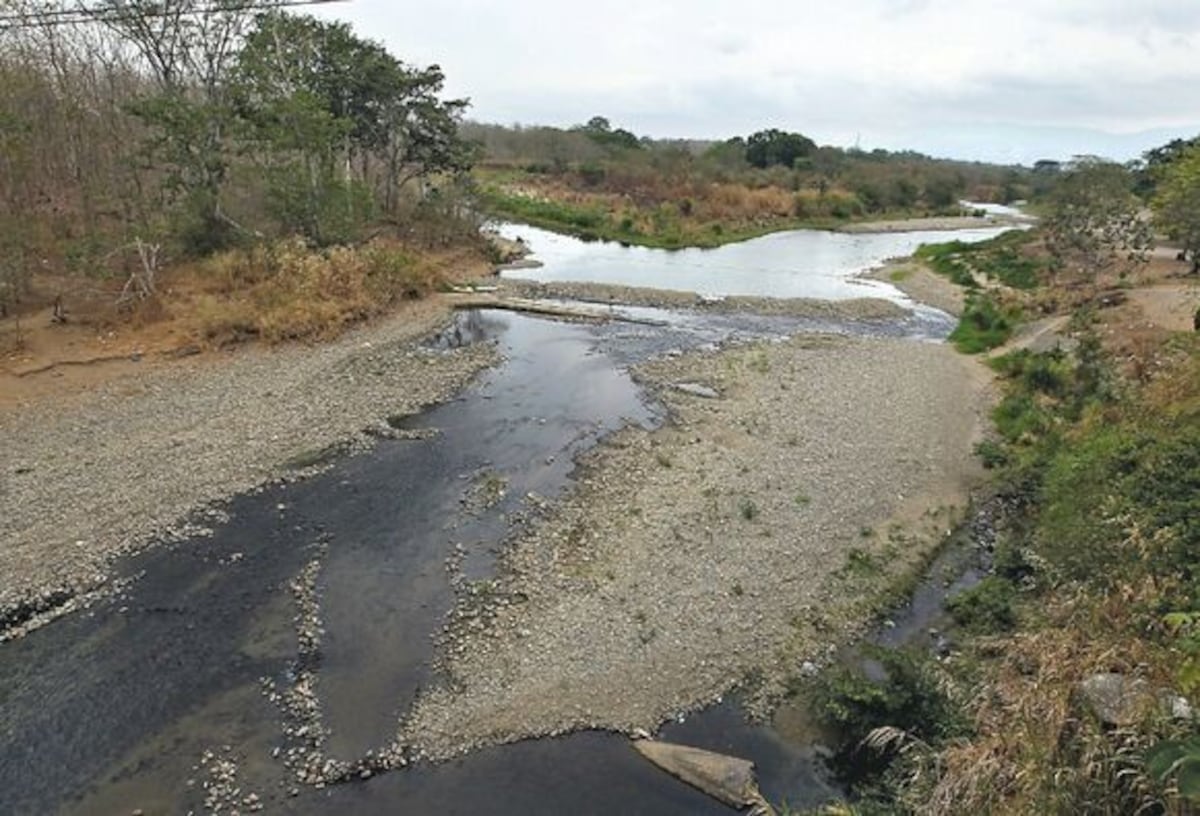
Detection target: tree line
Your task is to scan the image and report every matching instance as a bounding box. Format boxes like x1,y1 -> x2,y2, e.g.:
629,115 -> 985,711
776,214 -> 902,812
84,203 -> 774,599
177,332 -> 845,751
0,0 -> 475,316
464,118 -> 1029,216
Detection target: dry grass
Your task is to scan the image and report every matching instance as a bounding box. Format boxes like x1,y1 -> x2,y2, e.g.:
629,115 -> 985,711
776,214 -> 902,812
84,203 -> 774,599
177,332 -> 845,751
1142,337 -> 1200,419
908,347 -> 1200,814
909,586 -> 1182,815
176,238 -> 467,346
482,170 -> 876,249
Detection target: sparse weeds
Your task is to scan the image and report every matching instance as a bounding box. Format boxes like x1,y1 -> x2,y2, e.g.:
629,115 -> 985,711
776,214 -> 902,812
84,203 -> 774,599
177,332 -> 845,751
738,498 -> 759,521
838,547 -> 882,580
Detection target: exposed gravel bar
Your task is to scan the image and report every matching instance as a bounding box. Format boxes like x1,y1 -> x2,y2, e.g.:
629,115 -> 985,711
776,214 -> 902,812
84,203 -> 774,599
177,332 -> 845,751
837,215 -> 1028,233
862,260 -> 967,317
399,332 -> 992,759
0,305 -> 497,637
497,278 -> 910,320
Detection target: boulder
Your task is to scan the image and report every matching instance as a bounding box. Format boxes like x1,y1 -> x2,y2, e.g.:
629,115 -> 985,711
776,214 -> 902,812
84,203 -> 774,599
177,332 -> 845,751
633,739 -> 774,814
1078,673 -> 1150,726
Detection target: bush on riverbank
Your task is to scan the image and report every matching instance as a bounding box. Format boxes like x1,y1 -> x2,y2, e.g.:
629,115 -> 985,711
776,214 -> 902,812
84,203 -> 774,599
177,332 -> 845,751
948,293 -> 1021,353
810,646 -> 969,790
185,238 -> 455,345
916,231 -> 1044,291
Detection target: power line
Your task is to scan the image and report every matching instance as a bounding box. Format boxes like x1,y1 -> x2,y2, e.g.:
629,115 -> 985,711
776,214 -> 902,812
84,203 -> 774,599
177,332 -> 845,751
0,0 -> 347,32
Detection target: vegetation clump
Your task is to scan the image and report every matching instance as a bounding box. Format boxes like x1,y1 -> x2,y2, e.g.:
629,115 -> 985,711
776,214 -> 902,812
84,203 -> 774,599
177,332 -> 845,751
944,577 -> 1017,633
810,647 -> 967,789
948,293 -> 1020,354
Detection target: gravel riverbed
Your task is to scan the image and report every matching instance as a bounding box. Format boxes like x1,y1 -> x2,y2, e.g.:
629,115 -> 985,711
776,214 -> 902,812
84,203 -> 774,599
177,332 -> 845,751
0,304 -> 497,637
399,332 -> 992,759
2,261 -> 995,794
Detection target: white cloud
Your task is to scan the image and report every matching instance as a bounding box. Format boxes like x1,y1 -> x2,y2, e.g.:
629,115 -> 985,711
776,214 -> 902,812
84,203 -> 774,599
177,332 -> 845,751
312,0 -> 1200,162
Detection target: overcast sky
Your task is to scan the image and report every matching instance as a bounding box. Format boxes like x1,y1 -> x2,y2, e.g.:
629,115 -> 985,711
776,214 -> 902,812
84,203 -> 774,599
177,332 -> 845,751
313,0 -> 1200,165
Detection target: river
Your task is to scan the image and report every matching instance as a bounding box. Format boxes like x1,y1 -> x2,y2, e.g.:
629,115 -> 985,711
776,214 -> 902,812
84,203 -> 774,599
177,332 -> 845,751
495,220 -> 1014,300
0,221 -> 1008,815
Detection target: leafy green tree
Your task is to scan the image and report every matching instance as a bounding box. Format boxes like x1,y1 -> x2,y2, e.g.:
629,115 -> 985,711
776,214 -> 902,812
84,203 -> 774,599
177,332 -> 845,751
576,115 -> 641,151
232,12 -> 473,242
745,128 -> 816,169
1044,157 -> 1151,289
923,171 -> 965,209
1152,143 -> 1200,275
1135,135 -> 1200,197
701,136 -> 748,172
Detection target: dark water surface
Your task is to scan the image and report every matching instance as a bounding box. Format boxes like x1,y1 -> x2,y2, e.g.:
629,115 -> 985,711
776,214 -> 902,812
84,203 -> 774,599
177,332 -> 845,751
0,309 -> 837,815
0,222 -> 989,815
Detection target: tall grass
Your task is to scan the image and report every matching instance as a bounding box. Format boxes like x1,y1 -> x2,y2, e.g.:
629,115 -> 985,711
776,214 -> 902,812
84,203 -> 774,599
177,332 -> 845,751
186,238 -> 446,345
896,335 -> 1200,814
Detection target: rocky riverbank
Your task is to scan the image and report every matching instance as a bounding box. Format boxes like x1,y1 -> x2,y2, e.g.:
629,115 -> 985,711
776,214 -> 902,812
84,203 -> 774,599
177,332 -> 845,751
0,305 -> 497,639
398,330 -> 992,759
838,214 -> 1028,233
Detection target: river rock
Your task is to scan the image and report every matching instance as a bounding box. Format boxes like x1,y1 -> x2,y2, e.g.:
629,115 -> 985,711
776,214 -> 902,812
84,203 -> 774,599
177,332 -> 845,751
633,739 -> 774,814
1159,690 -> 1196,721
1078,673 -> 1151,726
671,382 -> 720,399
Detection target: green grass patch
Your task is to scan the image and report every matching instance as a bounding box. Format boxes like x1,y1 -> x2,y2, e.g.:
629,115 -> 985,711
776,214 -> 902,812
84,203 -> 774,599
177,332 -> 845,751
917,230 -> 1043,291
948,293 -> 1021,353
945,576 -> 1018,633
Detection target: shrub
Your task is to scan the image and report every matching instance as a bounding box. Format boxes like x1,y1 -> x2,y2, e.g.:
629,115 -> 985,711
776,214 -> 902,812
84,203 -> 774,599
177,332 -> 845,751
190,238 -> 440,345
974,438 -> 1010,469
945,576 -> 1017,633
1035,417 -> 1200,605
949,293 -> 1019,353
812,647 -> 965,786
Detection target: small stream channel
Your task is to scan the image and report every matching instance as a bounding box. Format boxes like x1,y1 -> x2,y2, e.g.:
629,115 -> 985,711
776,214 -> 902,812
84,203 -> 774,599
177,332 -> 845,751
1,222 -> 1009,815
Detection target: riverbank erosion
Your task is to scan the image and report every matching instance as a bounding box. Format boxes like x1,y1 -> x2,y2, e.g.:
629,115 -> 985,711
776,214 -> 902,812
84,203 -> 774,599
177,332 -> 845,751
0,305 -> 497,637
399,332 -> 992,759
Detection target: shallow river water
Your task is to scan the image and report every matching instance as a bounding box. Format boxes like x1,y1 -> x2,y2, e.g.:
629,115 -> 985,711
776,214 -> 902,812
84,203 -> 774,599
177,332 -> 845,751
0,223 -> 1005,814
496,220 -> 1013,299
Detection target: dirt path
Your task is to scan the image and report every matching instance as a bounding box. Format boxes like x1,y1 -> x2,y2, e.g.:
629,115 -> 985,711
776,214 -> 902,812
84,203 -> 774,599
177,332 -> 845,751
1126,282 -> 1200,332
398,332 -> 992,759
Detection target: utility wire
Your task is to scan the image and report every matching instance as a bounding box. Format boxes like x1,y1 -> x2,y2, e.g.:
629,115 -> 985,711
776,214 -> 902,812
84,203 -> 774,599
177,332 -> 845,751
0,0 -> 347,31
